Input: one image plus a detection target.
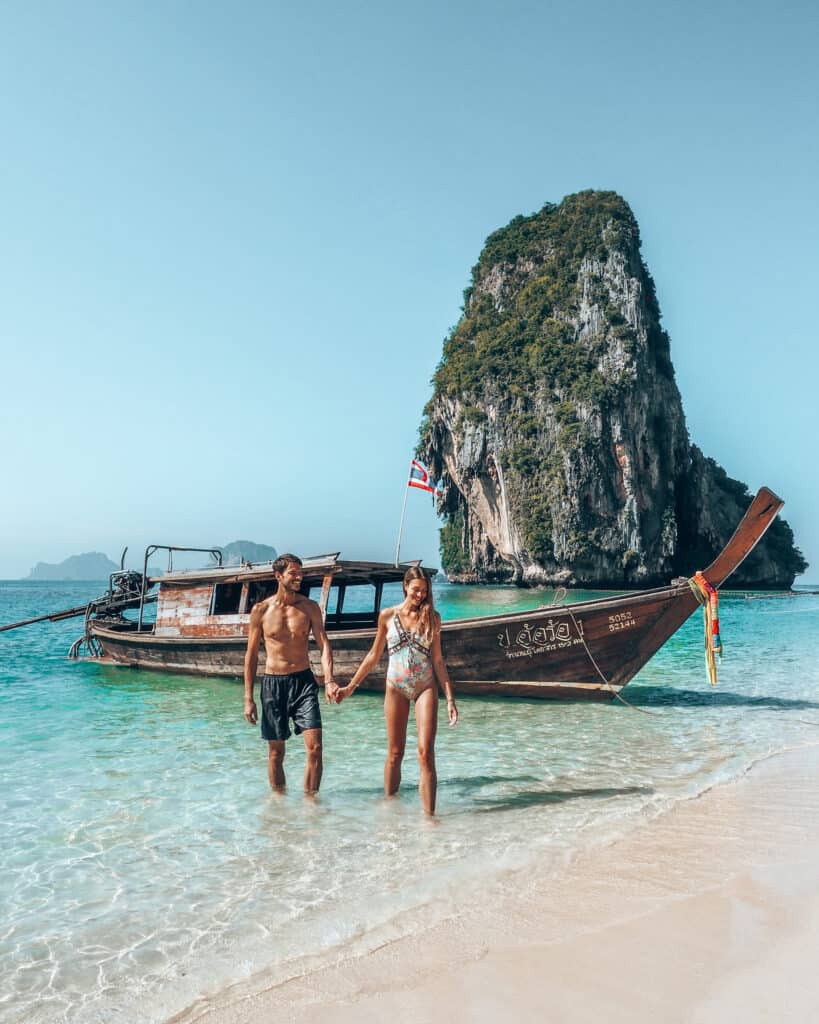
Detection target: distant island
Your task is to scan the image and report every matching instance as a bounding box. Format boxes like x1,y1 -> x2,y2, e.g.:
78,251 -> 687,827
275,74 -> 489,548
212,541 -> 278,566
25,541 -> 279,580
27,552 -> 120,581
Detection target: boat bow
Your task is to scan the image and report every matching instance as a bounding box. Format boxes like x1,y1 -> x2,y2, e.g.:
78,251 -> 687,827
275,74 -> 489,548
702,486 -> 784,587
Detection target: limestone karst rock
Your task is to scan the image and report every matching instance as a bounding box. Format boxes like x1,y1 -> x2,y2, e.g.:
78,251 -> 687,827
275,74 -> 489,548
419,191 -> 806,587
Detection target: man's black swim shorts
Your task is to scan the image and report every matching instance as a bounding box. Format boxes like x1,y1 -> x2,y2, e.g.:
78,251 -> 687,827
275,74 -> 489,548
260,668 -> 322,741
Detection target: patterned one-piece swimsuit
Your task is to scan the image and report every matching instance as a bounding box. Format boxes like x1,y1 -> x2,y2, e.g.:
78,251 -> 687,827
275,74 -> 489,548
386,612 -> 435,701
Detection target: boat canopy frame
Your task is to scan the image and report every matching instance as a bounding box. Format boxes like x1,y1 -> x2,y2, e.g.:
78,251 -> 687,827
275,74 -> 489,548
139,549 -> 434,632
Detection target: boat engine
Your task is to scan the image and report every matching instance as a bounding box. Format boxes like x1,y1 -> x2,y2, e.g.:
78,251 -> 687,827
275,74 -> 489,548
68,570 -> 154,658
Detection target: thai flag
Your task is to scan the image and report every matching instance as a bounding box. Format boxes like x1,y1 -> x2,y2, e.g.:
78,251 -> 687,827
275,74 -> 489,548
408,459 -> 441,496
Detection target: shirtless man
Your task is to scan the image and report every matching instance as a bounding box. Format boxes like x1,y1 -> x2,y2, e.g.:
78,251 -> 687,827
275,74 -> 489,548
243,554 -> 339,794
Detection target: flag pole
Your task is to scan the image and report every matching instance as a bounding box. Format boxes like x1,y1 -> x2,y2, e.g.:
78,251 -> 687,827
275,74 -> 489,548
394,471 -> 410,567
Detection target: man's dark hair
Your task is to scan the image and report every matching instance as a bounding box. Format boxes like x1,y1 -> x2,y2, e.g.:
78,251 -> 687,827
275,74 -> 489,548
272,553 -> 303,575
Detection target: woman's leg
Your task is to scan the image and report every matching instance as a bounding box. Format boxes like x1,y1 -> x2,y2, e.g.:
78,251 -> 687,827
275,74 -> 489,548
414,687 -> 439,815
384,685 -> 410,796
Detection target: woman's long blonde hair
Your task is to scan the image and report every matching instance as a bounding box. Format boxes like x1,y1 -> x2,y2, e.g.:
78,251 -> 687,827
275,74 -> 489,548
402,566 -> 436,641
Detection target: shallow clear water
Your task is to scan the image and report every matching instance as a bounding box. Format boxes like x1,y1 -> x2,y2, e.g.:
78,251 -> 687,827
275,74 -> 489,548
2,579 -> 819,1023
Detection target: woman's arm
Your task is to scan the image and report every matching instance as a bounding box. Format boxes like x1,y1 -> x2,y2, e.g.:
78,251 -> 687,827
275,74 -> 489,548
430,613 -> 458,726
335,608 -> 391,702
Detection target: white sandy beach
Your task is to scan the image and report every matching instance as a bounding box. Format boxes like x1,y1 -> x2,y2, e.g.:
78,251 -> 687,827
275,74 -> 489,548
172,742 -> 819,1024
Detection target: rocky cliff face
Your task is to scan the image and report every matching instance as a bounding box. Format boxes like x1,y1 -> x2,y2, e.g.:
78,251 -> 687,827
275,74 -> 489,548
419,192 -> 806,587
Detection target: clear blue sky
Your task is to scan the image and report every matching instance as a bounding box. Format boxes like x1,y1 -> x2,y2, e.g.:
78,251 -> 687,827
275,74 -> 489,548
1,0 -> 816,581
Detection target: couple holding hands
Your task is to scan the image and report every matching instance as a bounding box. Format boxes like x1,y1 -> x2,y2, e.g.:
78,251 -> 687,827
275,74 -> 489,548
243,555 -> 458,816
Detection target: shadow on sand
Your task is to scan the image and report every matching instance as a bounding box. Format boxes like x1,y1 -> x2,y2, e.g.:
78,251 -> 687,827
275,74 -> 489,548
442,775 -> 653,813
626,687 -> 819,711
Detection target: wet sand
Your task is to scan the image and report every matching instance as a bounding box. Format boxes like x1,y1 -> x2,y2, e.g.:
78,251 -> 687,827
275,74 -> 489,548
175,744 -> 819,1024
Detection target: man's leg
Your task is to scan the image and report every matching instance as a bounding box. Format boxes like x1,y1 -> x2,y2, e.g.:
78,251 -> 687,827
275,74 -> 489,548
268,740 -> 286,791
301,729 -> 323,795
384,685 -> 410,797
414,687 -> 439,815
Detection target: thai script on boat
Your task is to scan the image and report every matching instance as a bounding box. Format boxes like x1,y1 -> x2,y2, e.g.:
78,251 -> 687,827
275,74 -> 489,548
497,617 -> 585,659
607,610 -> 637,633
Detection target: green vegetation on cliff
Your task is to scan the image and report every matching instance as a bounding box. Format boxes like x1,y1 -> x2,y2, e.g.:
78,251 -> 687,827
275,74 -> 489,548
432,191 -> 670,405
439,509 -> 470,575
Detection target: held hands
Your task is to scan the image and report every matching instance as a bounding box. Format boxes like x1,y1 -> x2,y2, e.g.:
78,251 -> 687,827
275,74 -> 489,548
324,679 -> 340,704
244,698 -> 258,725
334,684 -> 355,703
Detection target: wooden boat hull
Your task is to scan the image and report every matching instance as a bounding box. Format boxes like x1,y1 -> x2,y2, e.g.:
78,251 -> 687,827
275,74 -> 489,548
88,487 -> 785,701
90,583 -> 693,700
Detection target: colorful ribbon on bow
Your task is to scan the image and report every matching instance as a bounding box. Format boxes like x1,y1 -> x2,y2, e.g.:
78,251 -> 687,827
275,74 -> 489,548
689,571 -> 722,685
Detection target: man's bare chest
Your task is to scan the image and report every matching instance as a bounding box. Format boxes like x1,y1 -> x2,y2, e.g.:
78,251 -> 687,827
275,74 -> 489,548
262,604 -> 310,643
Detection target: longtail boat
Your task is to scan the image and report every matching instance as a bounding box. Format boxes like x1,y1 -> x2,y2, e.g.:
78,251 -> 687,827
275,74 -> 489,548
1,488 -> 783,700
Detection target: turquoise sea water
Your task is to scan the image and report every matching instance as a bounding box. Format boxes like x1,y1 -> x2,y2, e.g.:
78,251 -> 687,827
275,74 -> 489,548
2,579 -> 819,1023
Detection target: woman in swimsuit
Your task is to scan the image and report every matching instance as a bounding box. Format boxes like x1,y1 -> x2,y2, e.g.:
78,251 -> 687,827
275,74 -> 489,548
336,567 -> 458,815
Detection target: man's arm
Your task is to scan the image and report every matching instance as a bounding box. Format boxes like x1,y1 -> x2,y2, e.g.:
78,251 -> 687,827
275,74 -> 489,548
243,604 -> 264,724
308,601 -> 338,703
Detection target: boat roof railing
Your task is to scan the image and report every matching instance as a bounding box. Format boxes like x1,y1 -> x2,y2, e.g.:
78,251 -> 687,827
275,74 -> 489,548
134,545 -> 225,631
144,544 -> 224,575
147,550 -> 435,587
